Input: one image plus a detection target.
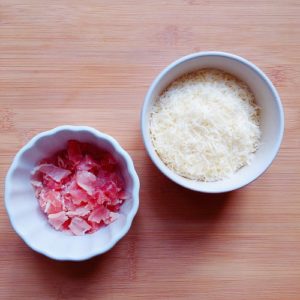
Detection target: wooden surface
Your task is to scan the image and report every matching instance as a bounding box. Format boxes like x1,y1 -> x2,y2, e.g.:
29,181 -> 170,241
1,1 -> 300,299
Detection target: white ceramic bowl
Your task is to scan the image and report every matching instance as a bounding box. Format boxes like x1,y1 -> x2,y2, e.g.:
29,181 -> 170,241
141,51 -> 284,193
5,125 -> 140,261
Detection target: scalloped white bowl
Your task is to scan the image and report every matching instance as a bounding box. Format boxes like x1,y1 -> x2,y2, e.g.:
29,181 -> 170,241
141,51 -> 284,193
5,125 -> 140,261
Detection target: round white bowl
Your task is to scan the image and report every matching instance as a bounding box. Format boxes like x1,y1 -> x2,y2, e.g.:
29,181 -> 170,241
5,125 -> 140,261
141,51 -> 284,193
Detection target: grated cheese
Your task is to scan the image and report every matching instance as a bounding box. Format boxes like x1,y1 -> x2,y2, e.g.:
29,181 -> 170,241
149,68 -> 261,182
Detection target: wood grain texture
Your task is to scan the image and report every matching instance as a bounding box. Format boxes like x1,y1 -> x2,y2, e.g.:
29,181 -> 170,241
0,1 -> 300,299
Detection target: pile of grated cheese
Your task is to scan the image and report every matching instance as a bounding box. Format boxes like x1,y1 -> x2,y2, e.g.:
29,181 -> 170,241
150,68 -> 261,182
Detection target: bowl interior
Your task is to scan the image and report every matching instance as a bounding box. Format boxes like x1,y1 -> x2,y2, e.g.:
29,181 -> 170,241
143,53 -> 283,192
6,128 -> 138,260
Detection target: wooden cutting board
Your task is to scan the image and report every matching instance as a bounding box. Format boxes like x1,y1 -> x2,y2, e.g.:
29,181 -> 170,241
0,1 -> 299,299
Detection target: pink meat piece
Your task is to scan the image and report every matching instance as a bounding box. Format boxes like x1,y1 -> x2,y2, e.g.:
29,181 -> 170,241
31,140 -> 126,236
31,179 -> 43,199
43,190 -> 63,214
62,195 -> 77,212
100,181 -> 121,205
96,189 -> 110,205
37,189 -> 48,211
76,170 -> 97,196
70,188 -> 88,205
108,173 -> 125,192
43,175 -> 63,190
95,173 -> 108,189
31,168 -> 43,185
67,179 -> 89,205
89,222 -> 103,234
31,179 -> 42,188
34,187 -> 42,199
107,203 -> 123,213
118,190 -> 129,200
77,154 -> 99,171
57,155 -> 67,169
66,206 -> 90,217
68,217 -> 91,235
67,140 -> 82,164
84,198 -> 97,210
100,153 -> 117,171
39,156 -> 56,165
33,163 -> 71,183
96,170 -> 124,192
57,152 -> 73,170
88,206 -> 119,225
48,211 -> 68,230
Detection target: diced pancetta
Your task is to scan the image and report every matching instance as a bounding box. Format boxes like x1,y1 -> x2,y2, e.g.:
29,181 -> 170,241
31,140 -> 126,235
66,206 -> 90,217
88,206 -> 119,225
68,217 -> 91,236
43,190 -> 62,214
77,154 -> 98,171
32,163 -> 71,182
67,179 -> 89,205
48,211 -> 68,230
76,170 -> 96,196
67,140 -> 83,164
118,190 -> 129,200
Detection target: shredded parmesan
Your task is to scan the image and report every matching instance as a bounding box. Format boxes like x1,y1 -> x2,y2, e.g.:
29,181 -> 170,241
149,68 -> 261,182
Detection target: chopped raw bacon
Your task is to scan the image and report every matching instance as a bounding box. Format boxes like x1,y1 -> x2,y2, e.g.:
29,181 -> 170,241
43,190 -> 62,214
67,140 -> 83,165
88,206 -> 119,225
48,211 -> 69,230
32,163 -> 71,183
62,195 -> 77,212
118,190 -> 129,200
66,206 -> 90,217
77,154 -> 99,172
43,176 -> 62,190
31,180 -> 42,188
67,179 -> 89,205
31,140 -> 127,235
69,217 -> 91,236
100,153 -> 117,171
101,181 -> 118,202
96,189 -> 110,205
76,170 -> 97,196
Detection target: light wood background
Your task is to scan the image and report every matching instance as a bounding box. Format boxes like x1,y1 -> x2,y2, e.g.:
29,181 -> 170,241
0,1 -> 299,299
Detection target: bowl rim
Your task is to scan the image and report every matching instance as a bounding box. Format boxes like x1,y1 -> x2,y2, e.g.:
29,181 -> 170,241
141,51 -> 284,193
5,125 -> 140,261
